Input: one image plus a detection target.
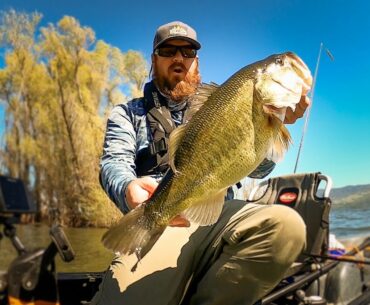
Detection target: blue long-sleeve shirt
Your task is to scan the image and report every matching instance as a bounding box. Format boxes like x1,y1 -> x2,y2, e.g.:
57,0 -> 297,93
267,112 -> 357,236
100,86 -> 276,214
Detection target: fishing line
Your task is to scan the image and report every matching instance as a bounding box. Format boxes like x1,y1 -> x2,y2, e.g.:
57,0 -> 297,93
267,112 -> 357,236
293,43 -> 334,173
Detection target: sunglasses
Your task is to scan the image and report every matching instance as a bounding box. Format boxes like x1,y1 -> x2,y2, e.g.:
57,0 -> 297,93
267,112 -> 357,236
154,45 -> 197,58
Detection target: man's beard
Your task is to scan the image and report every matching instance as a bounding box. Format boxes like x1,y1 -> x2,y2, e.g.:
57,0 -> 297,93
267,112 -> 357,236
153,62 -> 201,102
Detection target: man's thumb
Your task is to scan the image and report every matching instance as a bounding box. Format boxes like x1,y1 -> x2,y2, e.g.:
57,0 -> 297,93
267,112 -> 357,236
138,176 -> 158,195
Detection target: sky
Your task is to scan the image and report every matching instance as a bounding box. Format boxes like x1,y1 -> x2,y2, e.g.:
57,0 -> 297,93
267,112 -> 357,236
0,0 -> 369,188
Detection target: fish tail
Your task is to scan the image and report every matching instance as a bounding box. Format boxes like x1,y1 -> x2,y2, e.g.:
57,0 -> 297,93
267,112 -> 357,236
101,205 -> 166,259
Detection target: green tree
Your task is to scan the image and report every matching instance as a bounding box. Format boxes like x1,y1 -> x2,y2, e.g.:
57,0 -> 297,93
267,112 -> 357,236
0,10 -> 149,226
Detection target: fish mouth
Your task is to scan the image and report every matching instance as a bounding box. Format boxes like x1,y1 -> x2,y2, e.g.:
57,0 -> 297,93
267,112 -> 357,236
255,51 -> 313,121
258,52 -> 313,122
271,78 -> 302,96
286,52 -> 313,93
270,53 -> 312,96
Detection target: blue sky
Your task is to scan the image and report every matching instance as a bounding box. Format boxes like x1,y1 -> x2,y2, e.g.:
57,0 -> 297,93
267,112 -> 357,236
0,0 -> 369,188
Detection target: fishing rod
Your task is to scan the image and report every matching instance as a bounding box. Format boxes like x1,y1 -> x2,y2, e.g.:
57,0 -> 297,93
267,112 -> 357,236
293,43 -> 333,173
260,237 -> 370,305
308,253 -> 370,265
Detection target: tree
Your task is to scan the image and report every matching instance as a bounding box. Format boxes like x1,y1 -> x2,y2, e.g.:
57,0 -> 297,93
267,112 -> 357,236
0,10 -> 149,226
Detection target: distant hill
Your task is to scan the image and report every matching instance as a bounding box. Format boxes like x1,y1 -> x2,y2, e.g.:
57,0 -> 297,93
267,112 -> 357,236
330,184 -> 370,206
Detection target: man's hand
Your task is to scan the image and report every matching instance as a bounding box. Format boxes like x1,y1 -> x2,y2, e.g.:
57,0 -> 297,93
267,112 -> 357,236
284,95 -> 310,124
126,177 -> 158,209
126,177 -> 190,227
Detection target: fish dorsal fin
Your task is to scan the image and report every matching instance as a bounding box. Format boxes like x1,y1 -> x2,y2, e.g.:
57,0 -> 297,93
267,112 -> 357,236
267,117 -> 292,162
189,82 -> 219,110
168,124 -> 188,173
181,188 -> 227,226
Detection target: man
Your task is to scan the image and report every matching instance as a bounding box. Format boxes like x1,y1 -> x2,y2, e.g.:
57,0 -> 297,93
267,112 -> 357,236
92,21 -> 308,305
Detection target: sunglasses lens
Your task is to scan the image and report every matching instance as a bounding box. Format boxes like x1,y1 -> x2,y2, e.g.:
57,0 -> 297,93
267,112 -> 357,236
181,48 -> 197,58
157,47 -> 177,57
156,46 -> 197,58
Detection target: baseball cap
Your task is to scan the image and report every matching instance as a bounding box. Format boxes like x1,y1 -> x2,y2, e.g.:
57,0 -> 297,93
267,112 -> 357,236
153,21 -> 201,51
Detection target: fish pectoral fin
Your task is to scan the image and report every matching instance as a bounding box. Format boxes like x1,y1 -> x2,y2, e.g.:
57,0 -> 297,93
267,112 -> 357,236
267,118 -> 292,162
168,125 -> 188,173
182,188 -> 227,226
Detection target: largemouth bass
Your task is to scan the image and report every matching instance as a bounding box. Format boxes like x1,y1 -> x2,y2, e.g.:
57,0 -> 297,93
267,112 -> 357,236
102,52 -> 312,259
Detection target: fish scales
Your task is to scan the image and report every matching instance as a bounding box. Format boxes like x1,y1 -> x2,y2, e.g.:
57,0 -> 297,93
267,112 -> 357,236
161,72 -> 269,212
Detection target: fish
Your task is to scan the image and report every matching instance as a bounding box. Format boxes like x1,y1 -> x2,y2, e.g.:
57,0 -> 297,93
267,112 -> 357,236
102,52 -> 313,261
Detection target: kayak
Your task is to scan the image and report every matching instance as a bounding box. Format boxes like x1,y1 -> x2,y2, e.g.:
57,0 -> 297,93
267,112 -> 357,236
1,172 -> 369,305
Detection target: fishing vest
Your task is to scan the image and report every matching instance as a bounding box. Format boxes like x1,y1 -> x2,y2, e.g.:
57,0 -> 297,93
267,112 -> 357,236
135,82 -> 198,177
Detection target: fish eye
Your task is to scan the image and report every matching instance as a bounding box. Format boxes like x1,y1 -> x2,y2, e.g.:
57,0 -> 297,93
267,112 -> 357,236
275,57 -> 284,65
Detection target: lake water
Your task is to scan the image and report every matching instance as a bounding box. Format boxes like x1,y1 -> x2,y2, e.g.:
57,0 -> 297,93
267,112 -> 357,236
0,225 -> 113,272
330,201 -> 370,239
1,202 -> 369,273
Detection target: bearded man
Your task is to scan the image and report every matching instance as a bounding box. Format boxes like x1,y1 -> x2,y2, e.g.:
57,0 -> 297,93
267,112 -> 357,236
93,21 -> 308,305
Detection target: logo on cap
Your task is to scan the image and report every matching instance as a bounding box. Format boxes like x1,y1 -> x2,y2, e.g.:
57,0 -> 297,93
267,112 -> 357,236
169,25 -> 187,36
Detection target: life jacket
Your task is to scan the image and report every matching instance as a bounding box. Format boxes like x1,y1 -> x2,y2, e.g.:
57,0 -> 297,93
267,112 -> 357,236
135,82 -> 197,177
